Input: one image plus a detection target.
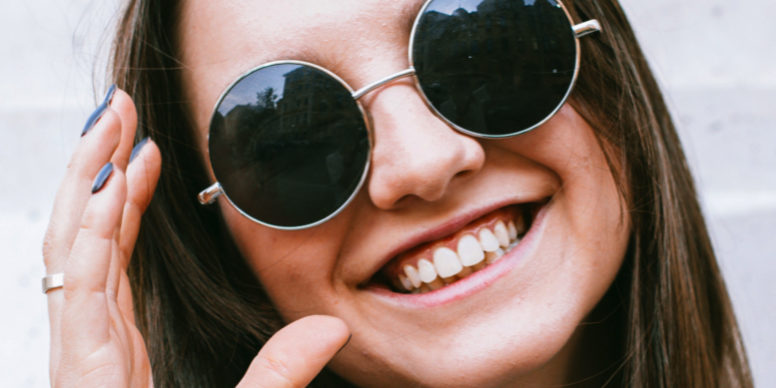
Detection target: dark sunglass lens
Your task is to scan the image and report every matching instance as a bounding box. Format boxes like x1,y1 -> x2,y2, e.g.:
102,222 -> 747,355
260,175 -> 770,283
413,0 -> 577,136
209,63 -> 369,227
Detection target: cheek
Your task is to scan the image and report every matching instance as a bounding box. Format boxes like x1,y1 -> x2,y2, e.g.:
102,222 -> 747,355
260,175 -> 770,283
498,104 -> 628,236
557,177 -> 629,302
498,104 -> 630,308
219,201 -> 351,320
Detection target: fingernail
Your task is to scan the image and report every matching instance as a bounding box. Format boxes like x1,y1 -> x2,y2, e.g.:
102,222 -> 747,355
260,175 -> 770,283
129,137 -> 150,162
335,333 -> 352,356
80,85 -> 117,137
92,162 -> 114,193
102,84 -> 117,105
80,102 -> 108,137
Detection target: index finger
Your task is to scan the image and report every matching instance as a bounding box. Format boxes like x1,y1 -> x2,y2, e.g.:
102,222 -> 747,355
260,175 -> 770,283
43,87 -> 138,273
236,315 -> 350,388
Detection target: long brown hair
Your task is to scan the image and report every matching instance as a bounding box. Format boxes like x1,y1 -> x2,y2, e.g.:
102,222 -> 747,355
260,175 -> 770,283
110,0 -> 753,386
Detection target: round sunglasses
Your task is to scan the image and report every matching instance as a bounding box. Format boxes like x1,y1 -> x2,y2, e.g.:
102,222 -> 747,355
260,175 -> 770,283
198,0 -> 601,230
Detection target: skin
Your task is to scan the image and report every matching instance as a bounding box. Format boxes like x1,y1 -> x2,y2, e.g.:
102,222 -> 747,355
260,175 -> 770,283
44,0 -> 629,387
180,0 -> 630,386
43,88 -> 350,387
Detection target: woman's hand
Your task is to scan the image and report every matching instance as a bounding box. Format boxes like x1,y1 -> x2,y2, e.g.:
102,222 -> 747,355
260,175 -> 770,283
42,86 -> 160,387
42,87 -> 351,387
236,316 -> 350,388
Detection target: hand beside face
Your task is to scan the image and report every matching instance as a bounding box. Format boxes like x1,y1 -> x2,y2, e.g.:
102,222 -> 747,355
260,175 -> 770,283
179,0 -> 629,386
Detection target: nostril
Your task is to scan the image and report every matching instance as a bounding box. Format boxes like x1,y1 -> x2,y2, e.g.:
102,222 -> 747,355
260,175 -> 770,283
365,87 -> 486,210
393,194 -> 414,208
368,142 -> 485,209
454,170 -> 472,180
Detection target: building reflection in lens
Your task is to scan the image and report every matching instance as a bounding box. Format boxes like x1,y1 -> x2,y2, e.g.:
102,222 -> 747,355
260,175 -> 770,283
210,64 -> 368,227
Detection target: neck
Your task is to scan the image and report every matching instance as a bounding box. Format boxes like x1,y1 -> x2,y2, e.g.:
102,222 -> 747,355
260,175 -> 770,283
564,288 -> 626,387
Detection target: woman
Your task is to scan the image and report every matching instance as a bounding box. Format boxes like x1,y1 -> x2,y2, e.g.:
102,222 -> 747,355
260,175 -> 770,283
42,0 -> 753,386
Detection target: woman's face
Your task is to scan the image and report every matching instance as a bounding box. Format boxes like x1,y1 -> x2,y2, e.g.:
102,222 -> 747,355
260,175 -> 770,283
179,0 -> 630,386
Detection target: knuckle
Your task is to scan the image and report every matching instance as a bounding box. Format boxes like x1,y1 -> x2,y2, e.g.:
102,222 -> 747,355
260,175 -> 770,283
42,224 -> 62,268
63,284 -> 106,303
42,228 -> 53,256
42,237 -> 54,267
78,216 -> 114,242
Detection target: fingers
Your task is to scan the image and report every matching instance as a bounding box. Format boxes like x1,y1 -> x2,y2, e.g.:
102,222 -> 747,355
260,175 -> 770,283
43,87 -> 138,274
42,86 -> 143,378
108,89 -> 139,171
118,137 -> 162,269
61,165 -> 127,354
111,137 -> 161,319
44,97 -> 123,378
43,107 -> 121,273
237,316 -> 351,388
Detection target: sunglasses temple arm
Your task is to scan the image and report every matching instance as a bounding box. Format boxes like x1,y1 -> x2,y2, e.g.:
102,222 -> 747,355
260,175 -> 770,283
352,68 -> 416,100
573,20 -> 602,39
198,182 -> 223,205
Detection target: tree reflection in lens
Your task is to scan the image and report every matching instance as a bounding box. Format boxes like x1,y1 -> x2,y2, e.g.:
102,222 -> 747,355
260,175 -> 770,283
209,64 -> 369,227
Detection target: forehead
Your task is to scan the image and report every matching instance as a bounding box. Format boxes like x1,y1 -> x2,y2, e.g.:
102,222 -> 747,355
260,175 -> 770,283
179,0 -> 425,63
179,0 -> 426,134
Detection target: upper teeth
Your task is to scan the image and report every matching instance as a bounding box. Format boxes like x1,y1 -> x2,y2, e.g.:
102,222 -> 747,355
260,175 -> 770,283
417,259 -> 437,283
395,219 -> 523,293
457,235 -> 484,266
433,248 -> 463,278
493,221 -> 510,248
478,228 -> 500,252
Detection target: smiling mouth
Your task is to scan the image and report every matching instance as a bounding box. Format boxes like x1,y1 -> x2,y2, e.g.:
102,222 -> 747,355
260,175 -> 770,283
372,201 -> 546,294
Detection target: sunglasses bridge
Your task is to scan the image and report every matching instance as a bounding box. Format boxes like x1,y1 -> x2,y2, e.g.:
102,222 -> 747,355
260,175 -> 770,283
198,19 -> 601,207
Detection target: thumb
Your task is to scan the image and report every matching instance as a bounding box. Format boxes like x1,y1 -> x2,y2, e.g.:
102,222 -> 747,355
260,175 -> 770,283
236,315 -> 351,388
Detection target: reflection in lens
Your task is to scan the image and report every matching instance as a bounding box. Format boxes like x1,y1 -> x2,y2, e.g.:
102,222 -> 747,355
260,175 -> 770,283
413,0 -> 577,136
209,63 -> 369,227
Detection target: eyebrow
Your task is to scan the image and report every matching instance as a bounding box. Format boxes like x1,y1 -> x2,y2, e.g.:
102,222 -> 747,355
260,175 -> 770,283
265,2 -> 428,72
207,0 -> 429,88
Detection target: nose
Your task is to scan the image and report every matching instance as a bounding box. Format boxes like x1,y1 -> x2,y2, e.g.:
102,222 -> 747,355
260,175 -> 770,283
364,83 -> 485,209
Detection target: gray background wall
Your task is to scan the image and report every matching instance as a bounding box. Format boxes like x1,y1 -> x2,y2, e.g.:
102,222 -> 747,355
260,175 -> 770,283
2,1 -> 773,386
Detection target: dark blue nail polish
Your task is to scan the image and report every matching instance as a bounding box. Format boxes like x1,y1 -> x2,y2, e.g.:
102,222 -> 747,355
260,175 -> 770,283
130,137 -> 150,162
103,84 -> 117,105
80,102 -> 108,137
80,85 -> 117,137
92,162 -> 114,194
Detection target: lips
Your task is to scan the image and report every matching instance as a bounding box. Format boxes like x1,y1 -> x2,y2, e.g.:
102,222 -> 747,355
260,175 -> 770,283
370,201 -> 545,294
